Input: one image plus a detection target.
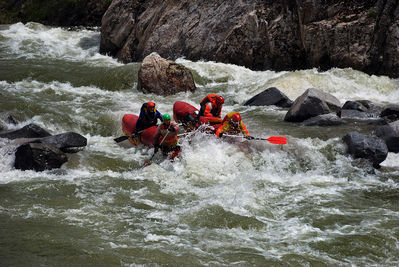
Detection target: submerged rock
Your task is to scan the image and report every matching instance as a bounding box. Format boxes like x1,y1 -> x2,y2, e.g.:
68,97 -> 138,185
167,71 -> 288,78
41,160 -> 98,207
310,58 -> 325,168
302,114 -> 347,126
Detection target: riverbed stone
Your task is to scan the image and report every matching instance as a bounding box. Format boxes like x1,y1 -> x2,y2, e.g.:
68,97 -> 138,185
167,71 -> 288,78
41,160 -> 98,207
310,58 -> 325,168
14,142 -> 68,171
244,87 -> 293,108
342,131 -> 388,168
137,52 -> 196,95
284,88 -> 341,122
0,123 -> 51,139
302,114 -> 347,126
373,120 -> 399,152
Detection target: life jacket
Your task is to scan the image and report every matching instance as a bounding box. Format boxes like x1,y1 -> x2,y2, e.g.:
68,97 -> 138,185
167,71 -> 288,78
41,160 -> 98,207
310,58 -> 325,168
199,94 -> 222,117
154,121 -> 179,146
216,112 -> 249,137
136,103 -> 162,131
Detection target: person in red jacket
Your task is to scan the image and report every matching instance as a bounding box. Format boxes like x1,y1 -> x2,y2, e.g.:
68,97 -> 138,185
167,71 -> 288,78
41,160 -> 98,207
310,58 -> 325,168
198,94 -> 224,118
216,112 -> 252,138
153,114 -> 181,159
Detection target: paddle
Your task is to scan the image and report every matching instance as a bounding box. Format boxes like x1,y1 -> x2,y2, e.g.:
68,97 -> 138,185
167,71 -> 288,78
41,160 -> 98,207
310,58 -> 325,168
223,134 -> 287,144
114,130 -> 144,143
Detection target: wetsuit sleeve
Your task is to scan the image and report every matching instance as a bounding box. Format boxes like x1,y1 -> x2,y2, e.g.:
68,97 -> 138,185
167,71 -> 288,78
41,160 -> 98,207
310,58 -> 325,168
135,111 -> 145,133
240,122 -> 249,136
216,122 -> 229,137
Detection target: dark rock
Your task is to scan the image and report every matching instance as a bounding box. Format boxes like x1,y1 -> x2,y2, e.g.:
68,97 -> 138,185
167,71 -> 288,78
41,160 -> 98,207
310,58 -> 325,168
40,132 -> 87,153
380,104 -> 399,122
244,87 -> 293,108
6,115 -> 18,125
342,101 -> 368,112
100,0 -> 399,78
14,142 -> 68,171
284,88 -> 341,122
342,131 -> 388,168
373,120 -> 399,152
0,124 -> 51,140
339,109 -> 380,120
302,114 -> 347,126
137,52 -> 196,95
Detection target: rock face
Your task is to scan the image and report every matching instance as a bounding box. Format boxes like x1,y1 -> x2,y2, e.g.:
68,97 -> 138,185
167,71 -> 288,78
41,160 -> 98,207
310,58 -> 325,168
373,120 -> 399,152
100,0 -> 399,78
137,52 -> 196,95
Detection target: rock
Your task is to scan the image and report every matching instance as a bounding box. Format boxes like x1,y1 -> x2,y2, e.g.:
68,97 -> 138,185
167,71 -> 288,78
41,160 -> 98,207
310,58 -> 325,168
339,109 -> 380,120
342,101 -> 368,112
302,114 -> 347,126
284,88 -> 341,122
137,52 -> 196,95
380,104 -> 399,122
373,120 -> 399,152
342,131 -> 388,168
14,142 -> 68,171
244,87 -> 293,108
0,124 -> 51,139
100,0 -> 399,78
40,132 -> 87,153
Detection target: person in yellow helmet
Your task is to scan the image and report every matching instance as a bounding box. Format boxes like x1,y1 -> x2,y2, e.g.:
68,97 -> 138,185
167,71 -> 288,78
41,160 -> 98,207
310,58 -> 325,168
216,112 -> 252,138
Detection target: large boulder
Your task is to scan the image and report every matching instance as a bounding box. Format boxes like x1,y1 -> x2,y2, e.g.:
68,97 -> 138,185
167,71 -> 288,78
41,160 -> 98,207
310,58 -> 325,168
14,142 -> 68,171
100,0 -> 399,78
40,132 -> 87,153
244,87 -> 293,108
0,124 -> 51,139
373,120 -> 399,152
137,52 -> 196,95
342,131 -> 388,168
284,88 -> 341,122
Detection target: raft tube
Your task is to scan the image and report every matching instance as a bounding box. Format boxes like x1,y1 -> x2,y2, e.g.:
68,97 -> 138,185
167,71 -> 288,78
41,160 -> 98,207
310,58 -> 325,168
121,114 -> 158,147
172,101 -> 223,133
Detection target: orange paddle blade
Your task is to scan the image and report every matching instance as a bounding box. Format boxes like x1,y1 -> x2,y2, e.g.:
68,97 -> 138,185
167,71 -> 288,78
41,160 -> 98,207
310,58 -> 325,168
265,136 -> 287,144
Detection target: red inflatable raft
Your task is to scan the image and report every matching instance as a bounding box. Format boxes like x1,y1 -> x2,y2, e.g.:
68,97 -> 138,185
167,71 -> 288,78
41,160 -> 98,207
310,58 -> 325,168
121,114 -> 157,147
172,101 -> 223,133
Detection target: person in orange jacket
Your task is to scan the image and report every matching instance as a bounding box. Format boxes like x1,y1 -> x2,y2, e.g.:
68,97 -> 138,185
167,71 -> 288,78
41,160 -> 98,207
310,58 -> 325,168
153,114 -> 181,159
216,112 -> 252,138
198,94 -> 224,118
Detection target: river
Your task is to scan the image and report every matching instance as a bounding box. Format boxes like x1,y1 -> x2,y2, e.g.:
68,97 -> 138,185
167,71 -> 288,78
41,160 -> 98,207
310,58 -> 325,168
0,22 -> 398,266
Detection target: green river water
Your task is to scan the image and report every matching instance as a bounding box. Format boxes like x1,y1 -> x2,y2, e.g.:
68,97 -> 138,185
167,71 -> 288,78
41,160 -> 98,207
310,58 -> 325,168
0,22 -> 398,266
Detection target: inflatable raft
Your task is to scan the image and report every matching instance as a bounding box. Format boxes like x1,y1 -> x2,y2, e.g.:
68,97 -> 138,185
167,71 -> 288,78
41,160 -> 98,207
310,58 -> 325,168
172,101 -> 223,133
121,114 -> 157,147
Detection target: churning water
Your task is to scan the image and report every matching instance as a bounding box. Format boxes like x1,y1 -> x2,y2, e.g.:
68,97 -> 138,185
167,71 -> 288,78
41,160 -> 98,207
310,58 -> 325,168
0,22 -> 398,266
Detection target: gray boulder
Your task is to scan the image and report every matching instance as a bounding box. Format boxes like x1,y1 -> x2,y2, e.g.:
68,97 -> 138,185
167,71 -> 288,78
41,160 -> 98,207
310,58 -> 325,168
373,120 -> 399,152
244,87 -> 293,108
342,131 -> 388,168
284,88 -> 341,122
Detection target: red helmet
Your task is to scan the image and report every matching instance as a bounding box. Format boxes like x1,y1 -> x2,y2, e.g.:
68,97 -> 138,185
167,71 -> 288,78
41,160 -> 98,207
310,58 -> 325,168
147,101 -> 155,109
232,113 -> 241,123
217,96 -> 224,104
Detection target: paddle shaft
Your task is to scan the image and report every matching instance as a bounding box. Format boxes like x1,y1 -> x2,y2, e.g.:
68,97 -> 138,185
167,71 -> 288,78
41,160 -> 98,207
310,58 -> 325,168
223,134 -> 287,144
114,130 -> 144,143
